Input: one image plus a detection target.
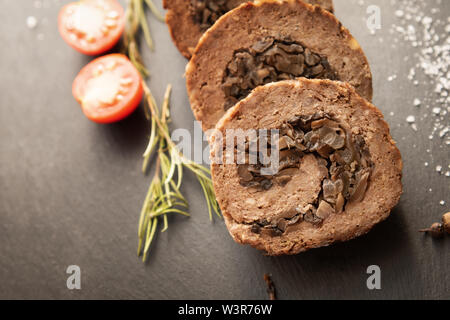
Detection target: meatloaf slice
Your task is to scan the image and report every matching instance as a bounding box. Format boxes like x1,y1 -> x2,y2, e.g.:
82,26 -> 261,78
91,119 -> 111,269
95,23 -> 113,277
186,0 -> 373,131
163,0 -> 334,59
210,79 -> 402,255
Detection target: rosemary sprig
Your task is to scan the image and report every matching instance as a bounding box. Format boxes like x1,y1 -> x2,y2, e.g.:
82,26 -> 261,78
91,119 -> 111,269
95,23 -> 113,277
122,0 -> 164,77
142,84 -> 221,221
138,84 -> 221,261
122,0 -> 221,262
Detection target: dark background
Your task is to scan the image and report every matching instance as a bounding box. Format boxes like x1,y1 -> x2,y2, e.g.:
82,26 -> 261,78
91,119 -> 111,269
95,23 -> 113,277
0,0 -> 448,299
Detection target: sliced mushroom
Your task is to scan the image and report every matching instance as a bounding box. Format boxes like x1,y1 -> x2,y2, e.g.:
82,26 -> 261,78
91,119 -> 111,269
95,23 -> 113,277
235,114 -> 372,230
350,170 -> 370,202
316,143 -> 333,158
238,165 -> 254,181
277,42 -> 304,53
336,148 -> 354,165
311,118 -> 340,129
288,214 -> 302,225
271,228 -> 283,237
222,39 -> 337,108
278,135 -> 292,150
335,193 -> 345,214
273,175 -> 291,186
316,200 -> 334,220
260,179 -> 273,190
323,179 -> 337,203
278,149 -> 302,170
304,212 -> 322,225
251,223 -> 261,234
304,48 -> 321,66
277,219 -> 288,232
251,38 -> 274,53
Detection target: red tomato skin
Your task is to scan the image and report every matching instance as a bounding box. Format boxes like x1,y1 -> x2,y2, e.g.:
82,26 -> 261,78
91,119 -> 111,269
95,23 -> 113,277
58,0 -> 125,56
72,54 -> 144,124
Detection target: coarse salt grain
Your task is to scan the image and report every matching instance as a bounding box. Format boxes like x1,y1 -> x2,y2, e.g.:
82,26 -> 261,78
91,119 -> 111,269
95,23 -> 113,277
395,10 -> 404,18
26,16 -> 38,29
432,107 -> 441,115
388,75 -> 397,81
406,115 -> 416,123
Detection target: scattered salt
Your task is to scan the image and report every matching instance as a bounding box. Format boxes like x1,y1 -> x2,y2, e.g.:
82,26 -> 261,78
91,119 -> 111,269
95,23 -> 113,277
395,10 -> 404,18
387,75 -> 397,81
440,127 -> 449,138
413,98 -> 421,107
26,16 -> 38,29
406,115 -> 416,123
422,16 -> 433,25
432,107 -> 442,115
389,0 -> 449,159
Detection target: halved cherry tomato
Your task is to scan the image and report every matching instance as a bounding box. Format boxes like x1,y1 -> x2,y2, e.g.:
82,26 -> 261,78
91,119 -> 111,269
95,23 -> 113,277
58,0 -> 125,56
72,54 -> 143,123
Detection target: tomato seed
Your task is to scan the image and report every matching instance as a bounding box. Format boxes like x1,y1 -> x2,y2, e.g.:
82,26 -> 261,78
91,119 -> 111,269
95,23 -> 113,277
86,35 -> 96,43
120,77 -> 133,86
93,65 -> 105,77
106,11 -> 119,19
106,61 -> 117,70
104,19 -> 117,28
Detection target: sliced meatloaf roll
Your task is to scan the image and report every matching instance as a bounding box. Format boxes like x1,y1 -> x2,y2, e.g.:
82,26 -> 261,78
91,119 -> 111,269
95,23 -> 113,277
163,0 -> 334,59
186,0 -> 372,131
210,79 -> 402,255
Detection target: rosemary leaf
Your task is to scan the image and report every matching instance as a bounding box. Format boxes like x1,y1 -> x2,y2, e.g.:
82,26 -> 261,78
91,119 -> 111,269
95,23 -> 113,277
162,214 -> 168,232
142,116 -> 157,173
143,217 -> 158,261
165,148 -> 177,184
144,0 -> 165,22
139,4 -> 154,50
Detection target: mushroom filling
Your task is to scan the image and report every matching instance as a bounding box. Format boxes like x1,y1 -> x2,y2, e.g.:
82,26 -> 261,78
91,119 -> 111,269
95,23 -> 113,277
222,38 -> 338,110
189,0 -> 234,31
236,113 -> 373,236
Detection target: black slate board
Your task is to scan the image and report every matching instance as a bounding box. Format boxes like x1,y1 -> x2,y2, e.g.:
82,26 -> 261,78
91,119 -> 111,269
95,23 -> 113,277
0,0 -> 448,299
